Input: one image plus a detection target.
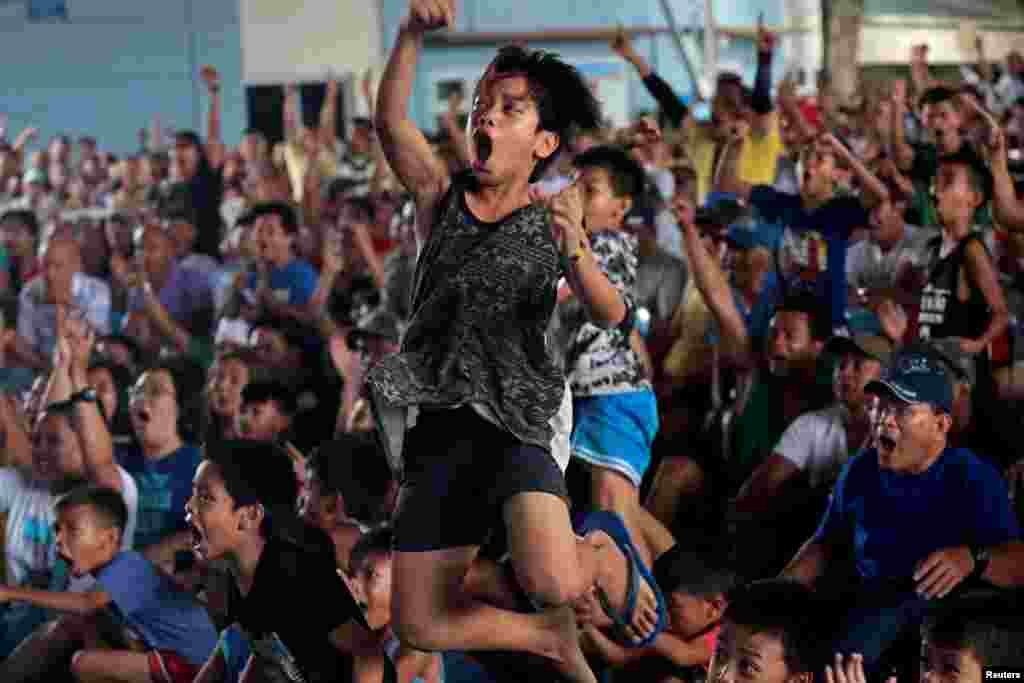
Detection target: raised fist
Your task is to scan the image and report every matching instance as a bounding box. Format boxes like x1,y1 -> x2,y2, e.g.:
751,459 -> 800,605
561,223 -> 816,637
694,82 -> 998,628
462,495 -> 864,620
406,0 -> 454,33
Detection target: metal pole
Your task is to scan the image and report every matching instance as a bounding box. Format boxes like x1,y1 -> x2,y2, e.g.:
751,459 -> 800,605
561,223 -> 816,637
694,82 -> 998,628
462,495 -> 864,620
657,0 -> 708,100
186,0 -> 199,131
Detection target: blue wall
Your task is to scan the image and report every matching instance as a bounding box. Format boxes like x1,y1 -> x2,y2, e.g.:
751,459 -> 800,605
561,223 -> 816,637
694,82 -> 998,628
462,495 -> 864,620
379,0 -> 787,132
0,0 -> 243,155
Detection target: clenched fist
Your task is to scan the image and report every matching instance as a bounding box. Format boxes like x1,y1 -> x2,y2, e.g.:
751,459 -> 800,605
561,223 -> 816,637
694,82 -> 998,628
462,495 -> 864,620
406,0 -> 455,33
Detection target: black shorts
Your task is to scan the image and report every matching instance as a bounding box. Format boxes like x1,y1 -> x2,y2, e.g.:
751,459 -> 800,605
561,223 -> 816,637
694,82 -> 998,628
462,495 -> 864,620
393,405 -> 569,552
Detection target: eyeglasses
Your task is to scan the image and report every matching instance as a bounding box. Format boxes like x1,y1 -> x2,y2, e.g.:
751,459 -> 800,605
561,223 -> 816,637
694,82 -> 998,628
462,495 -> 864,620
870,397 -> 929,423
128,384 -> 174,401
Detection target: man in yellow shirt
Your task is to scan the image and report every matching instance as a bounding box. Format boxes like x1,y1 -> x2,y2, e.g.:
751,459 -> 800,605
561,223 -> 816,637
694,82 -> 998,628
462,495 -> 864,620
612,26 -> 784,204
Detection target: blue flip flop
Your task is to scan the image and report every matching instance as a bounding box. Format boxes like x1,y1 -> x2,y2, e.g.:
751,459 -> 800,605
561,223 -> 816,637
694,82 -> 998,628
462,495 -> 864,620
576,510 -> 668,649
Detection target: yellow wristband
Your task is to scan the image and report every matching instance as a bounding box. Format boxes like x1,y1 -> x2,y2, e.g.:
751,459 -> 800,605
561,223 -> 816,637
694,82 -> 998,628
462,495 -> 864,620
569,242 -> 586,263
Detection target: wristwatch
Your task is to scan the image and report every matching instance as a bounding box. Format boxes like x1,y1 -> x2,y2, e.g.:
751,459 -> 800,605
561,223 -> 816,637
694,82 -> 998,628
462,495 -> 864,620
969,544 -> 991,580
70,388 -> 98,405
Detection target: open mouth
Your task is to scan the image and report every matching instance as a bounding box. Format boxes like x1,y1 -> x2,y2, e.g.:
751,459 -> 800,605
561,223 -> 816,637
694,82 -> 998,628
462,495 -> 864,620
473,131 -> 493,166
133,408 -> 151,424
877,434 -> 897,452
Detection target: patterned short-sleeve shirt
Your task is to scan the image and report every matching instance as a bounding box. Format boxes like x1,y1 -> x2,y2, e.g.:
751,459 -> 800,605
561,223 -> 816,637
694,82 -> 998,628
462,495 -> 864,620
559,230 -> 648,397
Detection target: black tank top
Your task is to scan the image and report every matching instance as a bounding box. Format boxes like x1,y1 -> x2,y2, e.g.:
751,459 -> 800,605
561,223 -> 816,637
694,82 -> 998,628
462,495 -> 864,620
917,233 -> 990,343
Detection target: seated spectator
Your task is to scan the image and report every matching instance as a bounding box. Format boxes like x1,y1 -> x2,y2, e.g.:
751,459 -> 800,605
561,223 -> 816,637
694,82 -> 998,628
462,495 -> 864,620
120,223 -> 216,338
242,201 -> 319,323
17,237 -> 111,370
162,208 -> 220,278
730,334 -> 894,576
349,524 -> 443,683
115,357 -> 205,572
0,209 -> 40,293
921,605 -> 1024,679
0,486 -> 218,683
845,181 -> 930,320
710,579 -> 823,683
86,356 -> 134,444
782,352 -> 1020,678
186,439 -> 369,683
0,317 -> 139,658
237,379 -> 295,442
649,198 -> 834,538
579,544 -> 734,680
203,350 -> 255,446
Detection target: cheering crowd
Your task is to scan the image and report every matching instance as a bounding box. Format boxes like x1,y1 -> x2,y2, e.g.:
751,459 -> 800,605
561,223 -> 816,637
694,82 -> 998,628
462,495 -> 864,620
0,0 -> 1022,681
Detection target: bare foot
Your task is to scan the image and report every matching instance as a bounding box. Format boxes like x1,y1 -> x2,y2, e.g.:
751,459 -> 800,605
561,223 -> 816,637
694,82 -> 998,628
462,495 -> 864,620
584,530 -> 661,643
538,606 -> 598,683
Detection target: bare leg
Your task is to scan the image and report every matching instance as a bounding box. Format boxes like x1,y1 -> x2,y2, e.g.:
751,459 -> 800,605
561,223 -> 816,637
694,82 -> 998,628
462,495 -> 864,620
643,455 -> 705,529
70,650 -> 152,683
504,492 -> 660,645
589,466 -> 656,567
389,544 -> 596,683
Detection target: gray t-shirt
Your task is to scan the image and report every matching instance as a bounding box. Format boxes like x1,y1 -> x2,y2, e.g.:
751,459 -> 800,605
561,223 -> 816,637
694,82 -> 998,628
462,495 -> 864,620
845,224 -> 932,293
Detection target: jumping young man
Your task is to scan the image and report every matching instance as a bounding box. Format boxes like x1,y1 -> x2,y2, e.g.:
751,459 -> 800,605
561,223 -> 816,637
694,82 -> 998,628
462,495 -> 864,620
366,1 -> 666,681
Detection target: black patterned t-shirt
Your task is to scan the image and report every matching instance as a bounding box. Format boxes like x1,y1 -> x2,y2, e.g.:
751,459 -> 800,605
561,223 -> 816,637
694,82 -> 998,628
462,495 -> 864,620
366,172 -> 566,473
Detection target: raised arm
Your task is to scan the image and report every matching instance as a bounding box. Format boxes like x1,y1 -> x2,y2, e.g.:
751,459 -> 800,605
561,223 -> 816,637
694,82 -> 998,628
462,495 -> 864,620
319,71 -> 340,153
547,184 -> 626,328
890,79 -> 916,172
673,196 -> 751,354
822,133 -> 889,203
714,131 -> 753,199
750,22 -> 776,138
375,1 -> 453,241
65,317 -> 123,493
284,83 -> 303,143
909,44 -> 933,100
200,65 -> 226,170
611,28 -> 690,128
975,109 -> 1024,232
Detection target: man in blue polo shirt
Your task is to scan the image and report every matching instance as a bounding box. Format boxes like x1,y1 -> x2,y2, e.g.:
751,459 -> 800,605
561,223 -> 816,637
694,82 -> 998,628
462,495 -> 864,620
782,351 -> 1019,676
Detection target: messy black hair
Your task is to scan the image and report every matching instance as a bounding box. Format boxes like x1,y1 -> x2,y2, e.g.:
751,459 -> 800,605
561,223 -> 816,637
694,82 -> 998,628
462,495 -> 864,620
241,379 -> 297,416
478,45 -> 603,182
923,603 -> 1024,668
349,523 -> 394,574
937,146 -> 992,203
653,545 -> 737,598
307,434 -> 395,524
55,485 -> 128,540
776,288 -> 832,342
248,200 -> 299,236
724,579 -> 824,675
572,145 -> 647,200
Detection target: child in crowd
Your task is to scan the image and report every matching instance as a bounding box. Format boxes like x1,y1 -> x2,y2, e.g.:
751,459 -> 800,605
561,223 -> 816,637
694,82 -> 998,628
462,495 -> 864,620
579,544 -> 733,681
187,439 -> 369,683
558,144 -> 665,569
237,378 -> 295,442
301,435 -> 399,568
920,606 -> 1024,682
349,524 -> 444,683
710,579 -> 823,683
0,485 -> 218,683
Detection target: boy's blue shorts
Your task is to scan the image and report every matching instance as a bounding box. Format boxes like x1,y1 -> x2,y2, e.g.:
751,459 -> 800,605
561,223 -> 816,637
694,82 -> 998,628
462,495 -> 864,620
570,389 -> 659,488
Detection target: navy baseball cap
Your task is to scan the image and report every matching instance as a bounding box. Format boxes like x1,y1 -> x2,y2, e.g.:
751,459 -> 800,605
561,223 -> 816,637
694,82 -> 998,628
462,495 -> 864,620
865,353 -> 954,415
